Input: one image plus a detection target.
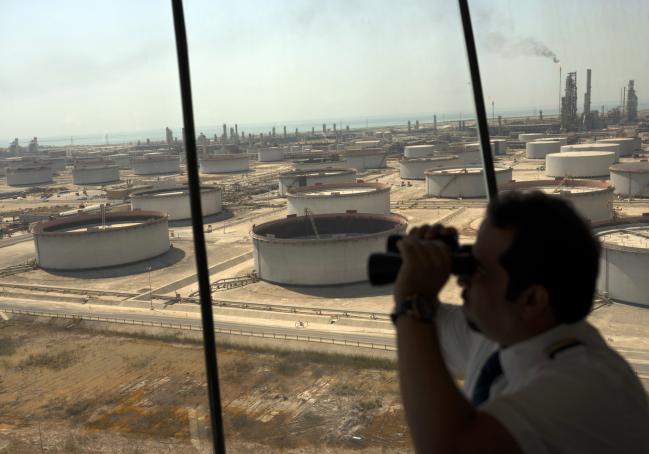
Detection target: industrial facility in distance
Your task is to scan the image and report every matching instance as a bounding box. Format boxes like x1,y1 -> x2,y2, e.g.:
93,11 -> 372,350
0,65 -> 648,453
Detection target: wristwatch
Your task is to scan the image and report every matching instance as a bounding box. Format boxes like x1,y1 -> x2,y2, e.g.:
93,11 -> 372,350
391,294 -> 438,326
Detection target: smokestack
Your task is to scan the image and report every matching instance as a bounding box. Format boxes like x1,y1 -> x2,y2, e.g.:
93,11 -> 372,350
433,115 -> 437,131
583,69 -> 591,116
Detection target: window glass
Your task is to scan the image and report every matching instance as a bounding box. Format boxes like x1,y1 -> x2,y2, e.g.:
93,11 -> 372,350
473,0 -> 649,392
0,2 -> 216,451
183,0 -> 476,450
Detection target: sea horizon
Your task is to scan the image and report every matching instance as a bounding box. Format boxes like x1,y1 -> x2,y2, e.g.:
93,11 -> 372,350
5,100 -> 648,148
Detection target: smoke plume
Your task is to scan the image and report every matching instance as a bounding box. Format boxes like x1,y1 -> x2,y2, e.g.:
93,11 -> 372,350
483,31 -> 559,63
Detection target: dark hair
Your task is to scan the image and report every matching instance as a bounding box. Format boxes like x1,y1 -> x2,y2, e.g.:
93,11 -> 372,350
486,191 -> 600,323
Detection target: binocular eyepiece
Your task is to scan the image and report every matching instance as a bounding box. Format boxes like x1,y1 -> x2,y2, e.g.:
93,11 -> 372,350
367,234 -> 477,285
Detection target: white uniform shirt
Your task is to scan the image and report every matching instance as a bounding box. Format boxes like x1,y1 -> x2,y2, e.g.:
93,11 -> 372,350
435,304 -> 649,454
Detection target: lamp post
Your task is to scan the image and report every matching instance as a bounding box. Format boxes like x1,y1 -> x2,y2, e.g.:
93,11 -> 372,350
148,266 -> 153,310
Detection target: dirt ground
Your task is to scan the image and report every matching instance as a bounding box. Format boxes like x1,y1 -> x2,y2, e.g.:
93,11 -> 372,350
0,316 -> 412,453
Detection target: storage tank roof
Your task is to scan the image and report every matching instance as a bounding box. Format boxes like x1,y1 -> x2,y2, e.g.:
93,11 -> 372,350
599,227 -> 649,249
401,155 -> 459,163
499,179 -> 612,195
201,154 -> 248,161
33,210 -> 166,235
280,168 -> 354,177
550,151 -> 616,158
425,166 -> 511,176
609,162 -> 649,174
287,182 -> 390,198
252,212 -> 406,243
130,185 -> 220,199
593,217 -> 649,253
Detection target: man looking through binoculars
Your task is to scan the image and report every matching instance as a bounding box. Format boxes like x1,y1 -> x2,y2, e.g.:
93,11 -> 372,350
392,191 -> 649,453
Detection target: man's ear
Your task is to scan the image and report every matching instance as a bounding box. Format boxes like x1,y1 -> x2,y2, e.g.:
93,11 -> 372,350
517,285 -> 551,321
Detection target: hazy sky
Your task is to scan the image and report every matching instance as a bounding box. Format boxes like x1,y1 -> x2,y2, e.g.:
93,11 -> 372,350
1,0 -> 648,141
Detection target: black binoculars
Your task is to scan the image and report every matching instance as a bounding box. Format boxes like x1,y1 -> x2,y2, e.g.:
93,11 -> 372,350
367,234 -> 477,285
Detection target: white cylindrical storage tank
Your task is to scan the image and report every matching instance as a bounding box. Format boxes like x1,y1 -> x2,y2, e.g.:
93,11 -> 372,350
464,141 -> 497,156
545,152 -> 616,178
73,163 -> 120,185
404,144 -> 435,158
108,153 -> 131,169
561,143 -> 621,159
5,157 -> 41,168
526,140 -> 561,159
425,166 -> 513,198
258,147 -> 284,162
352,140 -> 381,150
343,149 -> 387,170
6,165 -> 53,186
32,211 -> 171,270
400,155 -> 459,180
132,154 -> 180,175
440,146 -> 481,166
43,157 -> 67,172
252,213 -> 407,285
131,186 -> 222,221
491,139 -> 507,155
499,179 -> 614,223
609,162 -> 649,197
596,138 -> 639,157
518,133 -> 545,143
595,216 -> 649,306
200,154 -> 249,173
291,157 -> 345,171
278,168 -> 357,196
287,182 -> 390,215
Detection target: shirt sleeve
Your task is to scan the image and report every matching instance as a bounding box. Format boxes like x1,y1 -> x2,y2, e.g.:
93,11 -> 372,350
480,358 -> 649,454
435,304 -> 481,377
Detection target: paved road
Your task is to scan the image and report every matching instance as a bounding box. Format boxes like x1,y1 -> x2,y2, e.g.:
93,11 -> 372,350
0,233 -> 32,249
0,300 -> 395,348
1,300 -> 648,380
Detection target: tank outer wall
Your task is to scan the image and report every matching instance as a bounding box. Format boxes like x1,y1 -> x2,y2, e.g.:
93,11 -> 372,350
404,145 -> 435,158
258,148 -> 284,162
131,187 -> 222,221
287,184 -> 390,215
200,156 -> 249,173
425,167 -> 513,198
500,180 -> 613,223
545,152 -> 616,178
400,156 -> 459,180
132,156 -> 181,175
6,167 -> 53,186
610,170 -> 649,197
598,243 -> 649,306
343,152 -> 387,171
526,140 -> 561,159
278,170 -> 356,196
72,166 -> 120,185
34,214 -> 171,270
596,138 -> 637,157
252,215 -> 407,285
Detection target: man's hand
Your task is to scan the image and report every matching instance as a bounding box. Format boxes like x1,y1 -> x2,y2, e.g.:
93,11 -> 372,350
393,224 -> 458,304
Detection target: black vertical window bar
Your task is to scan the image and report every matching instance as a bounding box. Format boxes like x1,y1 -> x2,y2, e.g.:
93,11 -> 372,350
170,1 -> 226,452
458,0 -> 499,200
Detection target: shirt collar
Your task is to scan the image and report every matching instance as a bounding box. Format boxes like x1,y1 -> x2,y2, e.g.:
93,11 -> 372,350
498,321 -> 590,381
